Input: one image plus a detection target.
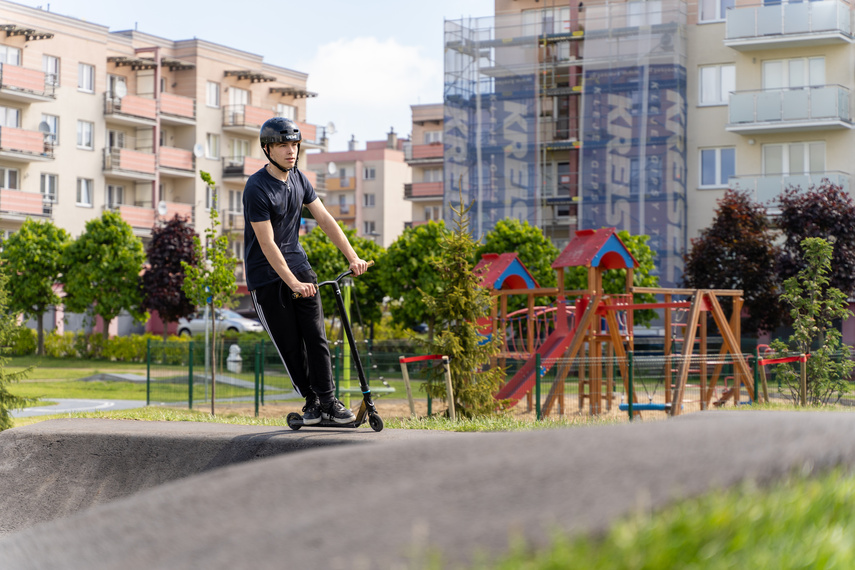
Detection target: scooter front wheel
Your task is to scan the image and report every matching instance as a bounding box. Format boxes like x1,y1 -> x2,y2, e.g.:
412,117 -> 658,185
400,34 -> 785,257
368,413 -> 384,432
287,412 -> 303,431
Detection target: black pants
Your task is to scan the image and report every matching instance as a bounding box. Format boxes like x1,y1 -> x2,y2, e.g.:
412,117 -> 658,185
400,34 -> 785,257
250,270 -> 334,404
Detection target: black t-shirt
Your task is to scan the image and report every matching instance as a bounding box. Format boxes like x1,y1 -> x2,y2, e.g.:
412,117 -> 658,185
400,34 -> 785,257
243,166 -> 318,291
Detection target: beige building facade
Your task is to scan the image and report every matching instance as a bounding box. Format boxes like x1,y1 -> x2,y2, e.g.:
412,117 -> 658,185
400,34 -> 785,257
404,103 -> 444,228
0,1 -> 325,332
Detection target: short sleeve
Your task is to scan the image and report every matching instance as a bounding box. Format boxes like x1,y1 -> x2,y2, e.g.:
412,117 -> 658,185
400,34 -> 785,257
245,181 -> 271,223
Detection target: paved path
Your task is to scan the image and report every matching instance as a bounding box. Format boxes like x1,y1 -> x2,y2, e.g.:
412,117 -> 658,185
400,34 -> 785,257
12,399 -> 147,418
2,411 -> 855,569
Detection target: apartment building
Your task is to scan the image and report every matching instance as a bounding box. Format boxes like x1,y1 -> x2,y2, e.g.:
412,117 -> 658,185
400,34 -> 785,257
404,103 -> 444,228
306,131 -> 412,248
0,1 -> 325,333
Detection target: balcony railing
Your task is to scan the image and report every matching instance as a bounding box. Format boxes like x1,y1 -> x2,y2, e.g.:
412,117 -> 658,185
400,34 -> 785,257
164,202 -> 194,225
327,176 -> 355,191
727,85 -> 852,133
404,181 -> 444,199
0,126 -> 54,159
408,143 -> 444,162
103,147 -> 157,178
0,63 -> 55,100
105,204 -> 155,229
222,156 -> 267,178
0,188 -> 50,217
159,146 -> 195,172
104,93 -> 157,123
222,209 -> 245,232
725,0 -> 853,48
326,204 -> 355,219
159,92 -> 195,122
728,171 -> 851,205
223,104 -> 275,130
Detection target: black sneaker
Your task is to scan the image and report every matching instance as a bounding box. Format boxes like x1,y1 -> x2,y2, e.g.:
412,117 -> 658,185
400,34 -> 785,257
321,399 -> 356,424
302,398 -> 322,425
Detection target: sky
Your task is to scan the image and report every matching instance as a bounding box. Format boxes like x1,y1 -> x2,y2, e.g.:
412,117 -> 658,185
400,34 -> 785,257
18,0 -> 495,151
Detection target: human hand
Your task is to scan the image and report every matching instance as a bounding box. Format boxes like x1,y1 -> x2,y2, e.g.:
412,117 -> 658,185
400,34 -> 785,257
290,280 -> 318,299
349,258 -> 370,276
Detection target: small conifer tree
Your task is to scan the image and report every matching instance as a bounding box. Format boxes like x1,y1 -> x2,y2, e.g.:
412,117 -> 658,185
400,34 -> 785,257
422,193 -> 504,417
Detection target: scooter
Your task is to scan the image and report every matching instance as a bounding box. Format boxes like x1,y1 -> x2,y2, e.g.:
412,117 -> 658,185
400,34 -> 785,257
287,261 -> 384,432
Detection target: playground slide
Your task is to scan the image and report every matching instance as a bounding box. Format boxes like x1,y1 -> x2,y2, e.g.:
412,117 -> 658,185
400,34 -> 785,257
494,321 -> 576,405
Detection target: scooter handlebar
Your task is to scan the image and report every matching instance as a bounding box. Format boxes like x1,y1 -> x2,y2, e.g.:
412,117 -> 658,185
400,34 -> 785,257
293,260 -> 374,298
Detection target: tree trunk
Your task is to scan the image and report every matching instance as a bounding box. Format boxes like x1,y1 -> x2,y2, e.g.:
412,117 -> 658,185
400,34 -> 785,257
37,313 -> 44,356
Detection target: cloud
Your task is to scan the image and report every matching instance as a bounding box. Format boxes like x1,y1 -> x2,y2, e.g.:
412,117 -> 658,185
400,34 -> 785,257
302,37 -> 443,151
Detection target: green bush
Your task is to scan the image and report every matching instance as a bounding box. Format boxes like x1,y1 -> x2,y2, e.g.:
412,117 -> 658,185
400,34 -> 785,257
8,327 -> 36,356
45,331 -> 79,358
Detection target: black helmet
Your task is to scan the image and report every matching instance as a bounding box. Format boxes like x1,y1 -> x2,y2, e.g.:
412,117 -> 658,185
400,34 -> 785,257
260,117 -> 301,146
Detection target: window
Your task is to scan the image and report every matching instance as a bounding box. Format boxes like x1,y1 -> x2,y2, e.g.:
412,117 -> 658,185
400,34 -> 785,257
206,133 -> 220,159
338,194 -> 349,215
277,103 -> 296,120
206,81 -> 220,108
363,166 -> 376,180
699,64 -> 735,105
106,184 -> 124,208
77,121 -> 94,149
363,193 -> 375,208
699,0 -> 734,22
107,74 -> 127,98
76,178 -> 93,206
206,185 -> 218,210
107,129 -> 125,149
423,168 -> 443,183
231,138 -> 249,159
700,147 -> 736,187
0,105 -> 19,127
763,142 -> 825,175
229,86 -> 249,106
763,57 -> 825,89
0,46 -> 21,66
424,131 -> 443,144
232,240 -> 244,261
425,206 -> 441,221
0,167 -> 19,190
41,173 -> 58,203
78,63 -> 94,93
41,114 -> 58,145
42,55 -> 59,86
363,220 -> 376,235
228,190 -> 243,213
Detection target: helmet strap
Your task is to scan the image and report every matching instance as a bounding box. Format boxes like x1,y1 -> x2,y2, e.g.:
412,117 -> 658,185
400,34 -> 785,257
263,144 -> 293,175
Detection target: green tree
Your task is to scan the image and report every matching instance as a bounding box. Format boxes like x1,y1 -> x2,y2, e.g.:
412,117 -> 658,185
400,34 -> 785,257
1,219 -> 70,355
770,238 -> 854,406
476,219 -> 561,288
422,198 -> 504,417
63,210 -> 147,334
181,171 -> 239,415
302,221 -> 385,327
683,189 -> 781,336
142,214 -> 197,337
378,221 -> 447,338
0,269 -> 31,430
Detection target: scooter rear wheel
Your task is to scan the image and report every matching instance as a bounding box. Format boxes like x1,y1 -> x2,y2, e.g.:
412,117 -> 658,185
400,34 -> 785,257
368,413 -> 384,432
286,412 -> 303,431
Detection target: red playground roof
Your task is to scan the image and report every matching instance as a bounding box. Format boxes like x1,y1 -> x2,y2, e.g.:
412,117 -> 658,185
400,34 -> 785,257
551,228 -> 639,270
474,252 -> 539,290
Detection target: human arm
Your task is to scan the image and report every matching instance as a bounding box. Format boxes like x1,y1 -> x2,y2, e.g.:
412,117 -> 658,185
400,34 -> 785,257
250,219 -> 319,297
306,198 -> 369,276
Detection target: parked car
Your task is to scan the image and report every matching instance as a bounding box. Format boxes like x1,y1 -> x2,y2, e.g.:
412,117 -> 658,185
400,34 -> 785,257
177,309 -> 264,336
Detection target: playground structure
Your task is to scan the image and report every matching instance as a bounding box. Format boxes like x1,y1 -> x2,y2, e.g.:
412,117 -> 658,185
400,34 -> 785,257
480,228 -> 754,417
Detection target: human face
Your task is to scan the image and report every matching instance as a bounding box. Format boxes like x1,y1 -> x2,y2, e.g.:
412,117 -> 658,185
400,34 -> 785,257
268,141 -> 299,171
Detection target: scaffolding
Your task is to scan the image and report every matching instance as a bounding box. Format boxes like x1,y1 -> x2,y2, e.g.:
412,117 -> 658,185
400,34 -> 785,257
444,0 -> 688,286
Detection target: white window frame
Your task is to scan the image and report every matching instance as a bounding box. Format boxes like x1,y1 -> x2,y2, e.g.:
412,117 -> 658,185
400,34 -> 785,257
0,46 -> 21,66
423,168 -> 443,183
77,120 -> 94,150
699,64 -> 735,106
231,138 -> 249,159
424,131 -> 443,144
363,193 -> 375,208
0,105 -> 20,128
41,114 -> 58,146
76,178 -> 93,207
78,63 -> 95,93
206,185 -> 218,210
0,167 -> 19,190
363,220 -> 376,235
425,205 -> 441,222
41,173 -> 58,203
363,166 -> 376,180
228,189 -> 243,213
106,184 -> 124,208
206,81 -> 220,108
699,147 -> 736,188
762,57 -> 825,90
762,141 -> 825,176
107,129 -> 126,150
277,103 -> 296,120
206,133 -> 220,159
699,0 -> 735,22
42,55 -> 59,86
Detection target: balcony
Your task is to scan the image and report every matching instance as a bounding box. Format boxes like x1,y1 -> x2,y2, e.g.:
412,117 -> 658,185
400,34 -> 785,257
326,176 -> 355,191
727,85 -> 853,134
404,182 -> 444,200
0,64 -> 55,102
103,147 -> 157,181
728,171 -> 851,205
159,93 -> 195,126
159,146 -> 195,177
222,210 -> 245,232
163,201 -> 195,225
223,104 -> 275,135
222,156 -> 267,179
105,204 -> 155,232
104,93 -> 157,127
725,0 -> 853,50
325,203 -> 355,221
0,127 -> 54,161
0,189 -> 51,219
406,143 -> 444,165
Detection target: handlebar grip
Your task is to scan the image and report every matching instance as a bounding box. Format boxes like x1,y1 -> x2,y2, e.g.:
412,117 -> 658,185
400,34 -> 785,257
292,260 -> 374,299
